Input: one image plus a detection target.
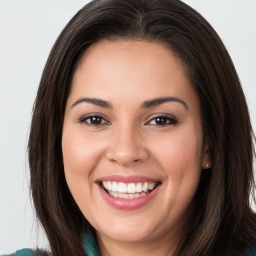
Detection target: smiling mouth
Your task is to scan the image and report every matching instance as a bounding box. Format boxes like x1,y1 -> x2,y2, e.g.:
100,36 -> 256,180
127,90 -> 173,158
99,181 -> 161,199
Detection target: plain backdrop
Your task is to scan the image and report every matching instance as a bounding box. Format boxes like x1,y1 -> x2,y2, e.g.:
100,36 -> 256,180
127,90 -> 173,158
0,0 -> 255,254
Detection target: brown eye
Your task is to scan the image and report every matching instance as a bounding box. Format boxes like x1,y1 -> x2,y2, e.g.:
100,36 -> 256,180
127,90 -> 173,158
155,117 -> 169,125
88,116 -> 103,125
80,115 -> 109,126
147,116 -> 177,126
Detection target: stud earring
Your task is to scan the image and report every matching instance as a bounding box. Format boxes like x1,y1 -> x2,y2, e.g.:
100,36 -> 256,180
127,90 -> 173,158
202,163 -> 210,169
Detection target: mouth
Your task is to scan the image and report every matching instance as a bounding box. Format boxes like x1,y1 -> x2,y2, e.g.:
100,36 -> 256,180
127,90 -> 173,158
99,181 -> 161,199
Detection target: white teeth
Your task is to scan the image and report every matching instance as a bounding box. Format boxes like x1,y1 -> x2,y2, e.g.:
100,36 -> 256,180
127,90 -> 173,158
142,182 -> 148,192
103,181 -> 107,188
118,182 -> 126,193
149,182 -> 155,190
136,183 -> 143,192
108,191 -> 118,197
135,193 -> 140,198
108,191 -> 147,199
112,182 -> 118,192
101,181 -> 158,196
119,193 -> 129,199
107,181 -> 112,190
129,194 -> 135,199
127,183 -> 136,193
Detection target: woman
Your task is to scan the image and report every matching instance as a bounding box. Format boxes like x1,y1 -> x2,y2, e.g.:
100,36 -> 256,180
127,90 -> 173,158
5,0 -> 256,255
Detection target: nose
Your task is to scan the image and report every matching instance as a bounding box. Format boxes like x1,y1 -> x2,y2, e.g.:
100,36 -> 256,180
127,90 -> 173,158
106,124 -> 149,166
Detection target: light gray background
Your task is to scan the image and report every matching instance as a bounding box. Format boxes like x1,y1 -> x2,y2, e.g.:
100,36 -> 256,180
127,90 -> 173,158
0,0 -> 255,254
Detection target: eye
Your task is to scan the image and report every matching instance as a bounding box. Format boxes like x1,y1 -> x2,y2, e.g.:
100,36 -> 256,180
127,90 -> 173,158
79,115 -> 110,126
146,115 -> 177,126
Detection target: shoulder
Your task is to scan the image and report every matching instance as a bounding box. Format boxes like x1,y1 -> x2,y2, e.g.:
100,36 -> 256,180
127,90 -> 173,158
1,249 -> 35,256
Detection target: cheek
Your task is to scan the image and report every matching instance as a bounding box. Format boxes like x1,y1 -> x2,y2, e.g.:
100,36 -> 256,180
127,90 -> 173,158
61,131 -> 105,203
150,129 -> 202,207
150,129 -> 203,174
62,131 -> 103,175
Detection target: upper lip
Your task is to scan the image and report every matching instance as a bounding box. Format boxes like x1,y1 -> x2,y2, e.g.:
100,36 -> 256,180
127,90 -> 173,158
96,175 -> 161,183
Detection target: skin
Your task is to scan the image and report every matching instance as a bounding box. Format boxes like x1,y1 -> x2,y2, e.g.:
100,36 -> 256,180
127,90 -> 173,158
62,40 -> 211,256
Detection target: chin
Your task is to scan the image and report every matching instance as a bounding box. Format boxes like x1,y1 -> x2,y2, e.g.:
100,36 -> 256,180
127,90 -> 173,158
95,218 -> 157,243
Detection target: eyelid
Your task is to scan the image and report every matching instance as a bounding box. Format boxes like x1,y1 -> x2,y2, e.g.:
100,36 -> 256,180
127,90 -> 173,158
77,112 -> 177,127
78,113 -> 111,126
145,113 -> 178,125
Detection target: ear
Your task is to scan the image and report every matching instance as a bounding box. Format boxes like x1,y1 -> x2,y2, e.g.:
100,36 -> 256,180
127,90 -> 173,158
201,141 -> 211,169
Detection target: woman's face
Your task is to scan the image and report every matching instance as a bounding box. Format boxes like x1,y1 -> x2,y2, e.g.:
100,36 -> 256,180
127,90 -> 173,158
62,40 -> 210,248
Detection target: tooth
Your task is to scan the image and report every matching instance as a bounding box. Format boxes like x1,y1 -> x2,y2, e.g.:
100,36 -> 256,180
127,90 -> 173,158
107,181 -> 112,190
102,181 -> 108,189
149,182 -> 155,190
142,182 -> 148,192
127,183 -> 136,193
118,193 -> 129,199
108,190 -> 148,199
118,182 -> 127,193
112,182 -> 118,192
103,180 -> 157,196
109,191 -> 118,197
136,183 -> 143,193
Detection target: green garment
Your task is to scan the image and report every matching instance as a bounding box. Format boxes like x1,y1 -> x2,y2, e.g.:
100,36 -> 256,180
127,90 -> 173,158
2,249 -> 34,256
1,231 -> 99,256
245,247 -> 256,256
2,235 -> 256,256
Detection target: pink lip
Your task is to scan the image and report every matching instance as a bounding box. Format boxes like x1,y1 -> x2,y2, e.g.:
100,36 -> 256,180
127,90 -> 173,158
97,182 -> 161,210
97,175 -> 158,183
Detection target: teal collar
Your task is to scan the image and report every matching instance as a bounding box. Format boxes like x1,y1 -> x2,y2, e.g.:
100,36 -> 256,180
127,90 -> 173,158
244,246 -> 256,256
82,230 -> 256,256
83,230 -> 100,256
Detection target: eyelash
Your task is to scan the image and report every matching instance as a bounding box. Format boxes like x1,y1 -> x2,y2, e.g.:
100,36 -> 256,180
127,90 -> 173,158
79,114 -> 178,128
79,115 -> 110,127
146,115 -> 178,126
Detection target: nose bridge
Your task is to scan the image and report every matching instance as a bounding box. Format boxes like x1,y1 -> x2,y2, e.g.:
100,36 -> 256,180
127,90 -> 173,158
106,121 -> 148,165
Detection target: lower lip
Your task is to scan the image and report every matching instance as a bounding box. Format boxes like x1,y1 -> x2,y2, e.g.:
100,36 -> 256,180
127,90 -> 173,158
98,184 -> 160,210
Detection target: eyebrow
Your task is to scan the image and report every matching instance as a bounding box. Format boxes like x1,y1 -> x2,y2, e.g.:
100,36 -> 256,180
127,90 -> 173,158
141,97 -> 188,110
71,97 -> 112,108
71,96 -> 188,110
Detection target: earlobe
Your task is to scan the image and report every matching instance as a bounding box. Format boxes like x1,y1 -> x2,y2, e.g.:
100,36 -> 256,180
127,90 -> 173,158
201,142 -> 211,169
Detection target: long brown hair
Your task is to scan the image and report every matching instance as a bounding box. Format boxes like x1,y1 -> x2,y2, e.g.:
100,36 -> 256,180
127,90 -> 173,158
28,0 -> 256,255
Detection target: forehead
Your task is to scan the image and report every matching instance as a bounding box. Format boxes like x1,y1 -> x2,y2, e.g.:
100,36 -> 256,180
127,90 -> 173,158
78,39 -> 188,75
69,39 -> 198,109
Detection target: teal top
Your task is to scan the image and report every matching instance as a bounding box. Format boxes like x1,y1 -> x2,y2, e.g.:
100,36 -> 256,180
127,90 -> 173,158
1,231 -> 99,256
245,247 -> 256,256
2,233 -> 256,256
